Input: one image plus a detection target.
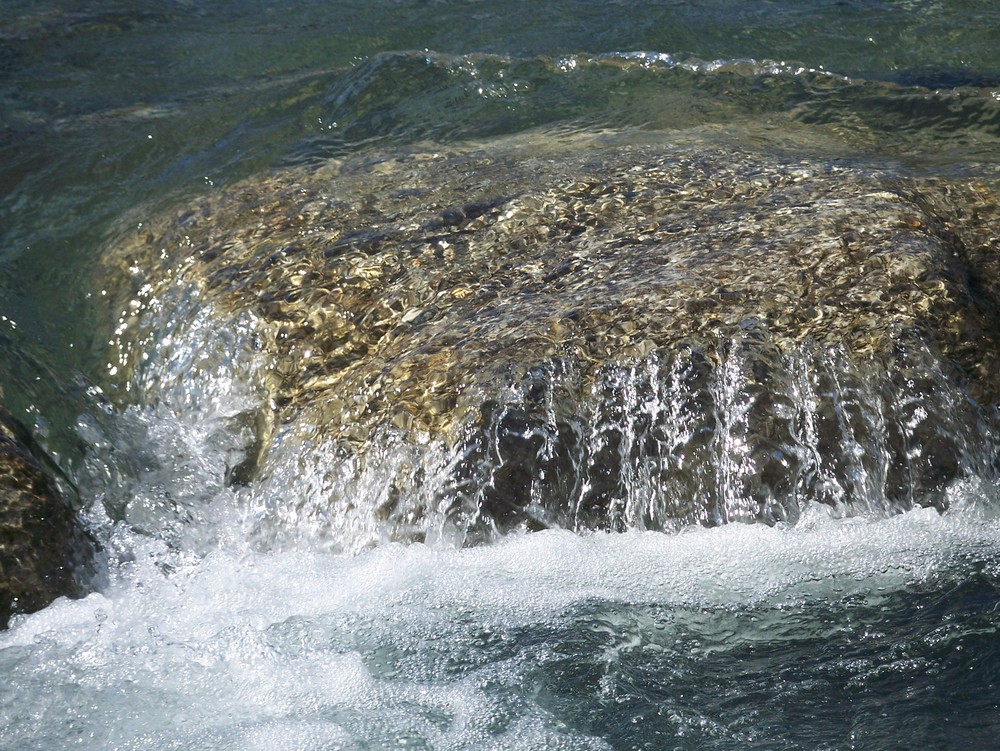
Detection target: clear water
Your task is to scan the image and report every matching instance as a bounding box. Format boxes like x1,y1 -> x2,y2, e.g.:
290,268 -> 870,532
2,1 -> 1000,748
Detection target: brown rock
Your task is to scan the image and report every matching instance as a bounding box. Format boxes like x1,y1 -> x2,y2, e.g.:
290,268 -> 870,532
0,405 -> 96,628
99,130 -> 1000,545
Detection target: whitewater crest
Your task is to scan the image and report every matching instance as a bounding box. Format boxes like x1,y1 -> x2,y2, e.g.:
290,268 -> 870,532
94,128 -> 1000,551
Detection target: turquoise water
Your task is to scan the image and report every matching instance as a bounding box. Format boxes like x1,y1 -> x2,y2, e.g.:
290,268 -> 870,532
2,1 -> 1000,748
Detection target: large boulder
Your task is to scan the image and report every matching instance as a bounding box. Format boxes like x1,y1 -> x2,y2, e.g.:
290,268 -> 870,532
0,403 -> 96,627
101,130 -> 1000,548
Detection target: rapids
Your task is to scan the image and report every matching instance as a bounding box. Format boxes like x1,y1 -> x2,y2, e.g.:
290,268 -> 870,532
3,500 -> 1000,749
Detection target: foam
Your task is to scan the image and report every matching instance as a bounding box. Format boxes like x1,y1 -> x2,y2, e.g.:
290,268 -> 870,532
2,497 -> 998,749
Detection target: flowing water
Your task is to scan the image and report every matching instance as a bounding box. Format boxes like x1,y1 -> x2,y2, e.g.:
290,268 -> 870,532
2,1 -> 1000,748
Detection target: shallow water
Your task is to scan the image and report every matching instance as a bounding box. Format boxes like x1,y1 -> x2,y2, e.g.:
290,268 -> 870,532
2,1 -> 1000,748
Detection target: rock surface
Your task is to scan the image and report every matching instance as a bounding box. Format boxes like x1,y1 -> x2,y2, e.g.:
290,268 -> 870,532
0,404 -> 95,628
102,130 -> 1000,545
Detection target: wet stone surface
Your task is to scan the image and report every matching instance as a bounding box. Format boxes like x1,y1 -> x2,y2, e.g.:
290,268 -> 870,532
0,405 -> 96,627
101,130 -> 1000,545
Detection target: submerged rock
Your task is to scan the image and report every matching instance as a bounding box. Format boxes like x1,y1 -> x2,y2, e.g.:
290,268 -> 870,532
0,404 -> 96,627
102,129 -> 1000,547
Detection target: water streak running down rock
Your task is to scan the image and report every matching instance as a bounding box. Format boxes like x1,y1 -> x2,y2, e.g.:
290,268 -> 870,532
98,129 -> 1000,551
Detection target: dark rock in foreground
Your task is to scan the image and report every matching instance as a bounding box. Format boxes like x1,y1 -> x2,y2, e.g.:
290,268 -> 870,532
101,129 -> 1000,548
0,405 -> 96,628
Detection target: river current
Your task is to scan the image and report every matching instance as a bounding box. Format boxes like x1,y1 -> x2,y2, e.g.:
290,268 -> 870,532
2,2 -> 1000,749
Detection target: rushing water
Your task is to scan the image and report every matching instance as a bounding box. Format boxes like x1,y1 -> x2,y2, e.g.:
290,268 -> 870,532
2,1 -> 1000,748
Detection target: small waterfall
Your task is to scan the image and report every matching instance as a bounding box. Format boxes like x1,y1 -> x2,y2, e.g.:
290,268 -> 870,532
87,132 -> 1000,554
451,330 -> 996,542
94,310 -> 997,554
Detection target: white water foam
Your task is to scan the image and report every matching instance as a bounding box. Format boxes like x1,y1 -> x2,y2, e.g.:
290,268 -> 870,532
2,495 -> 998,750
